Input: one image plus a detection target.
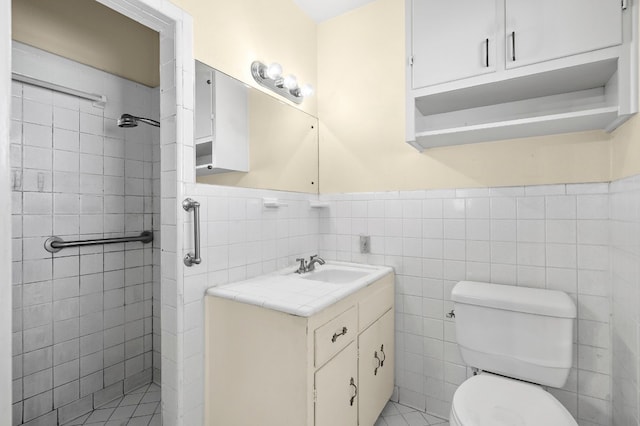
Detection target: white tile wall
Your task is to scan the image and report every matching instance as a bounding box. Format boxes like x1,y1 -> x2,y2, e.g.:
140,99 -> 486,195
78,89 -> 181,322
318,184 -> 612,424
610,175 -> 640,426
157,14 -> 189,426
11,44 -> 160,425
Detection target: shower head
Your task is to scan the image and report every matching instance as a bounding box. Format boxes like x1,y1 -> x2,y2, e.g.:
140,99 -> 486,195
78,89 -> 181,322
117,114 -> 138,128
117,113 -> 160,128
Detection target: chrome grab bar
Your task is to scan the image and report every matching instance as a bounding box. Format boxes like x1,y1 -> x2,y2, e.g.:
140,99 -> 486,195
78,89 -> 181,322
44,231 -> 153,253
183,198 -> 202,267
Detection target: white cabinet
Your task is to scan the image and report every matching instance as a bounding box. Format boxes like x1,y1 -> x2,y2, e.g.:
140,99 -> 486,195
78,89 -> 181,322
315,342 -> 358,426
406,0 -> 636,150
205,273 -> 395,426
195,60 -> 249,174
505,0 -> 622,69
357,310 -> 394,426
412,0 -> 498,88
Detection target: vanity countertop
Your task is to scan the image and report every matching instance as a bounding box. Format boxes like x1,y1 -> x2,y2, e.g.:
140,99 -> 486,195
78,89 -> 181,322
205,261 -> 393,317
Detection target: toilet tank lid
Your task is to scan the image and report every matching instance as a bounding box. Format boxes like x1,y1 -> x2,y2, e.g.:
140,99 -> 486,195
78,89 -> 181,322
452,281 -> 576,318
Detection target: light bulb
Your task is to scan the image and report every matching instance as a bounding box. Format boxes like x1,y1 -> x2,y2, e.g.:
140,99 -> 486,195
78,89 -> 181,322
283,75 -> 298,90
266,63 -> 282,80
300,84 -> 314,97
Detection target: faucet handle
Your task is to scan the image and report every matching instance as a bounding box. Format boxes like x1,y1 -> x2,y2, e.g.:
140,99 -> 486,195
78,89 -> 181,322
295,258 -> 307,274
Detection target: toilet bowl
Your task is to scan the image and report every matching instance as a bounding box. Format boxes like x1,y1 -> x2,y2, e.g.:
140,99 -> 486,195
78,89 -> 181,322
449,374 -> 577,426
450,281 -> 578,426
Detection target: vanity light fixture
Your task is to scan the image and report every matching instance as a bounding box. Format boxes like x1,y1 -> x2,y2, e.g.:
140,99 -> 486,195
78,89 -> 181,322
251,61 -> 314,104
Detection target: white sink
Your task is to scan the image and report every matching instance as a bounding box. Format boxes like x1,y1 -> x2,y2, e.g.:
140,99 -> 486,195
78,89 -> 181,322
293,263 -> 380,284
208,261 -> 394,317
300,268 -> 370,284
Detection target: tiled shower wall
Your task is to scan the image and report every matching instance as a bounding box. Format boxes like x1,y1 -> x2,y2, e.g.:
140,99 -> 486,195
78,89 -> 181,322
611,175 -> 640,426
318,183 -> 612,425
10,44 -> 160,425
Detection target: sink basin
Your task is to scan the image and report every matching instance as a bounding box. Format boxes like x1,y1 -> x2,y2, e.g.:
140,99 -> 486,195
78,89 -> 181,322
292,263 -> 380,284
300,268 -> 369,284
208,261 -> 394,317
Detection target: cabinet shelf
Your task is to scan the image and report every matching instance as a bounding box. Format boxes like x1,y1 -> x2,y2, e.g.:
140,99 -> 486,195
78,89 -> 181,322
413,106 -> 619,149
408,54 -> 632,150
413,58 -> 618,116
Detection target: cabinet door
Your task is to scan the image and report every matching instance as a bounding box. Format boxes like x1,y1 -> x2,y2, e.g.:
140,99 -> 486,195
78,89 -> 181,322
506,0 -> 622,69
358,309 -> 394,426
212,71 -> 249,172
412,0 -> 498,88
315,342 -> 358,426
195,64 -> 213,141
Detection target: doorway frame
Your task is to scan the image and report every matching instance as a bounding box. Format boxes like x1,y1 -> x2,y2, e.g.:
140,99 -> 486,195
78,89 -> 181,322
0,0 -> 195,424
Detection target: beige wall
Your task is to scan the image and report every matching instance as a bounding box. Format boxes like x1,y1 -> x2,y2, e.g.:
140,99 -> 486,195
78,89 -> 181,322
610,115 -> 640,181
12,0 -> 159,87
317,0 -> 639,193
172,0 -> 318,118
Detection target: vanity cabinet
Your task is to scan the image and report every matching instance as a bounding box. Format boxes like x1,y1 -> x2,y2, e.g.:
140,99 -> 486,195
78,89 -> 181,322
407,0 -> 635,149
205,273 -> 394,426
194,60 -> 249,175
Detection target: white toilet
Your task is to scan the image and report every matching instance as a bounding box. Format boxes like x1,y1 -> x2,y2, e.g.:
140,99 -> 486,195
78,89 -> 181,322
449,281 -> 578,426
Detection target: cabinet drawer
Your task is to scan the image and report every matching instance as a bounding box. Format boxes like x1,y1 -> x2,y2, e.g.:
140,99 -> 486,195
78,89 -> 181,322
359,280 -> 394,331
315,306 -> 357,367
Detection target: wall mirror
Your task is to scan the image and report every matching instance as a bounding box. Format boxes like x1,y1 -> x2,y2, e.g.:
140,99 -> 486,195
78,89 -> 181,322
194,60 -> 319,194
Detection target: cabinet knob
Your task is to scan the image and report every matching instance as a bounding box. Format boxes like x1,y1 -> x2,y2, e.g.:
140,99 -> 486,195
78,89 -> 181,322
331,326 -> 348,343
374,344 -> 386,376
485,38 -> 490,67
374,351 -> 381,376
349,377 -> 358,406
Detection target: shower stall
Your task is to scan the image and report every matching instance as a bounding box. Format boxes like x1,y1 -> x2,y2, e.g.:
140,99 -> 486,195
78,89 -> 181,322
11,42 -> 162,425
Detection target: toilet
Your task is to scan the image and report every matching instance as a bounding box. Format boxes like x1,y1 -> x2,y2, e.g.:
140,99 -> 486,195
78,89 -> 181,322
450,281 -> 578,426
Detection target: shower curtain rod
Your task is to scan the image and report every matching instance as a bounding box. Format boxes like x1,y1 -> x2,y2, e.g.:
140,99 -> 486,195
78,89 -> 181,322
12,72 -> 107,107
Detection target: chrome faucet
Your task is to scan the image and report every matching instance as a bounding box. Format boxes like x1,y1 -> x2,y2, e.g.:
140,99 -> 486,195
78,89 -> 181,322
306,254 -> 325,272
295,255 -> 325,274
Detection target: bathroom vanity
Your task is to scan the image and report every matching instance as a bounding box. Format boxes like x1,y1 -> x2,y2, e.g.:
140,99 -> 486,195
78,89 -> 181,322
204,262 -> 394,426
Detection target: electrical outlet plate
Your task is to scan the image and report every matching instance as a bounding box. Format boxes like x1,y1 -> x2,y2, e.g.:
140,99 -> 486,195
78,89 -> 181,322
360,235 -> 370,253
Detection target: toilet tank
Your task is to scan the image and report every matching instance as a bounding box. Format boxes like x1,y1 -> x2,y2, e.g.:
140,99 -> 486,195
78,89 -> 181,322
451,281 -> 577,388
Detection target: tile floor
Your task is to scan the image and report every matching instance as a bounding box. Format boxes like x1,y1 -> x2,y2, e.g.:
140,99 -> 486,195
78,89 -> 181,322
62,386 -> 441,426
62,383 -> 161,426
375,401 -> 449,426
